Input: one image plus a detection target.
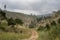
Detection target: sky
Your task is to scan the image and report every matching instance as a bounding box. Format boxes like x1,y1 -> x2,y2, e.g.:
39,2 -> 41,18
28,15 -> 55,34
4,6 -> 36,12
0,0 -> 60,15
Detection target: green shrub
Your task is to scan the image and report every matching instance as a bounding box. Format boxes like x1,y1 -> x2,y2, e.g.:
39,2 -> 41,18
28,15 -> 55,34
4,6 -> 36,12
15,18 -> 23,25
37,26 -> 45,31
51,21 -> 56,26
45,24 -> 50,30
38,25 -> 60,40
0,26 -> 5,31
0,10 -> 6,20
29,21 -> 35,28
0,31 -> 31,40
29,24 -> 35,28
7,18 -> 16,26
48,25 -> 60,40
36,17 -> 42,22
58,18 -> 60,24
0,21 -> 8,31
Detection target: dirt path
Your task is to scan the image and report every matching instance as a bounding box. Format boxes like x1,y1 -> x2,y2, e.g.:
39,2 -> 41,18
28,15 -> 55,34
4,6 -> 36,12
24,29 -> 38,40
16,25 -> 38,40
28,30 -> 38,40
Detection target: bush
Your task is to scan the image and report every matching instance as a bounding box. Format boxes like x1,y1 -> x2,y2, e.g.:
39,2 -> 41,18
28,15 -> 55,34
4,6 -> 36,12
58,18 -> 60,24
48,25 -> 60,40
36,17 -> 42,22
45,24 -> 50,30
0,10 -> 6,20
29,24 -> 35,28
51,21 -> 56,26
0,26 -> 5,31
15,18 -> 23,25
29,21 -> 36,28
37,26 -> 45,31
0,21 -> 8,31
7,18 -> 16,26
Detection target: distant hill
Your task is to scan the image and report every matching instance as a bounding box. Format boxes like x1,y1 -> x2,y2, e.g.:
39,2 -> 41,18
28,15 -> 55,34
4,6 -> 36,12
3,10 -> 60,27
6,11 -> 37,26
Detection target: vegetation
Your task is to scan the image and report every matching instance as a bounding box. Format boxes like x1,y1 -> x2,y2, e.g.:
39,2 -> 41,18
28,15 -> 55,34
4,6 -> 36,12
7,18 -> 16,26
0,19 -> 31,40
36,17 -> 42,22
29,21 -> 36,28
0,21 -> 8,31
37,26 -> 45,31
0,9 -> 6,20
45,24 -> 50,30
0,29 -> 31,40
0,9 -> 31,40
37,10 -> 60,40
0,8 -> 60,40
15,18 -> 23,25
58,18 -> 60,24
51,21 -> 56,26
38,24 -> 60,40
48,25 -> 60,40
37,20 -> 60,40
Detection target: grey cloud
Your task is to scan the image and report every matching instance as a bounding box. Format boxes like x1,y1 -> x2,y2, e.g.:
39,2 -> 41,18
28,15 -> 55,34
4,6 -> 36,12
0,0 -> 60,15
31,0 -> 60,14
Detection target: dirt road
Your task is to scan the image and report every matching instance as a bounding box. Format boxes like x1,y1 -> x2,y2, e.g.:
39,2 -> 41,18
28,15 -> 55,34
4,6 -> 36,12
24,29 -> 38,40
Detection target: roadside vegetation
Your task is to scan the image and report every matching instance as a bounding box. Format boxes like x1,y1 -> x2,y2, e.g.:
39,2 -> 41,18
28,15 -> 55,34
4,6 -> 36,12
37,10 -> 60,40
38,24 -> 60,40
0,9 -> 31,40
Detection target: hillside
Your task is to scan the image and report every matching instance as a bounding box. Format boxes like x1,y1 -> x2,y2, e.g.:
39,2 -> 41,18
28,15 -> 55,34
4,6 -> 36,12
36,10 -> 60,28
6,11 -> 37,27
2,10 -> 60,28
0,9 -> 60,40
37,10 -> 60,40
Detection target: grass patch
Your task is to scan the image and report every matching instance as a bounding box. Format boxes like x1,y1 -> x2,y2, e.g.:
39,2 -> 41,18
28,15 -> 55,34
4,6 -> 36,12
0,29 -> 31,40
0,20 -> 31,40
37,25 -> 60,40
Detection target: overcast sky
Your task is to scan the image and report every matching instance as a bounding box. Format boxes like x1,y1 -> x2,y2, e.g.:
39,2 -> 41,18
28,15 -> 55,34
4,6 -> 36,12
0,0 -> 60,15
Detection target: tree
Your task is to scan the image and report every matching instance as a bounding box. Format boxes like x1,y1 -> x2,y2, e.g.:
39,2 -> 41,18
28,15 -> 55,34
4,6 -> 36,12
15,18 -> 23,25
